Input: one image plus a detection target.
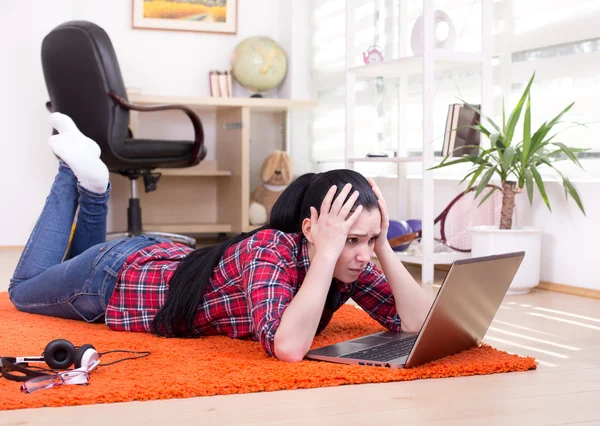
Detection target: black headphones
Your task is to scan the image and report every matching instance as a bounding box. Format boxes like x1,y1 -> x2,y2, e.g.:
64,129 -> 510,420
2,339 -> 101,382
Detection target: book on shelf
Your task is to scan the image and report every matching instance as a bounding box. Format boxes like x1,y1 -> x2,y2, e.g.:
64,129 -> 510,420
442,103 -> 481,157
209,70 -> 233,97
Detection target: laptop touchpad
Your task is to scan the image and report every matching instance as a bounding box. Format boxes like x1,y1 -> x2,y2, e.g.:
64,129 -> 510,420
350,335 -> 395,346
309,342 -> 368,356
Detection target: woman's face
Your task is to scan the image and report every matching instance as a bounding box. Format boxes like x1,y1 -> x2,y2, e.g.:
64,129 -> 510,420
333,208 -> 381,283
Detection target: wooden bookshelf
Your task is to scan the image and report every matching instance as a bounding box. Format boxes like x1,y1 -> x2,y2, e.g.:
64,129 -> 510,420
107,92 -> 316,237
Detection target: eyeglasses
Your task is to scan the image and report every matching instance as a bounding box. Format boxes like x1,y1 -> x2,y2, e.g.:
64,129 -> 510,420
20,358 -> 100,394
20,369 -> 89,394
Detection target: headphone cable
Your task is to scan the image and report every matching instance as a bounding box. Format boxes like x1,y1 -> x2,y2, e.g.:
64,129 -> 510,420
97,350 -> 151,367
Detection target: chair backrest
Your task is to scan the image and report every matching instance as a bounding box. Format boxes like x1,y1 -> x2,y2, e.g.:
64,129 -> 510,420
41,21 -> 129,167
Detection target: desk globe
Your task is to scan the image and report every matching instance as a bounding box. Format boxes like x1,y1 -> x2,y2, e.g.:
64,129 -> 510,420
231,36 -> 288,97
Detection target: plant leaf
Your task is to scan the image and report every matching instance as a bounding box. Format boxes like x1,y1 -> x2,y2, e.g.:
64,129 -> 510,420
455,124 -> 479,132
546,102 -> 575,129
490,133 -> 504,150
526,102 -> 575,159
448,144 -> 482,157
551,142 -> 585,169
459,101 -> 501,133
536,156 -> 567,180
519,155 -> 585,217
526,132 -> 561,166
505,73 -> 536,143
477,122 -> 492,138
522,93 -> 532,164
530,165 -> 551,212
502,97 -> 506,132
525,169 -> 534,205
476,185 -> 499,207
563,177 -> 586,215
465,145 -> 501,165
562,120 -> 594,129
428,155 -> 485,170
475,166 -> 497,198
465,164 -> 488,192
460,166 -> 481,184
546,147 -> 589,158
529,122 -> 550,158
502,145 -> 516,174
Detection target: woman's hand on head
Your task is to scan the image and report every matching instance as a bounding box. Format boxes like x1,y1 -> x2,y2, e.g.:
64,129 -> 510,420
368,178 -> 391,254
309,183 -> 363,260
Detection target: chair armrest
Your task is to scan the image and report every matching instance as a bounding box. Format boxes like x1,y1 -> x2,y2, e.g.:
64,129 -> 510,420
108,92 -> 205,166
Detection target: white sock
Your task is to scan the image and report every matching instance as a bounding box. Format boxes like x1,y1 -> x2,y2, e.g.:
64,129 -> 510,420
48,113 -> 109,193
49,113 -> 101,158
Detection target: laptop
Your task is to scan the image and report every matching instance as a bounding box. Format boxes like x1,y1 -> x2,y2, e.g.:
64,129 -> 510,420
305,251 -> 525,369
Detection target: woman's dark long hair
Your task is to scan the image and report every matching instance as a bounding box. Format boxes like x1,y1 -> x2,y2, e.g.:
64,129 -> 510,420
152,169 -> 379,336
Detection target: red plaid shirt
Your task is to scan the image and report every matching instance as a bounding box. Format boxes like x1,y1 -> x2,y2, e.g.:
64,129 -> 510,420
106,229 -> 401,356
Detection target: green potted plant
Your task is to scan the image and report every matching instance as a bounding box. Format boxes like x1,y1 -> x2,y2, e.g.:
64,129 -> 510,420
431,72 -> 587,294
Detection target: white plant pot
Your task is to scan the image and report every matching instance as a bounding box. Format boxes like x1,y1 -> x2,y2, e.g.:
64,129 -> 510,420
471,226 -> 543,295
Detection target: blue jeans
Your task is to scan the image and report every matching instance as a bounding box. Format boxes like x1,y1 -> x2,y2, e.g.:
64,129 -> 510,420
8,163 -> 169,323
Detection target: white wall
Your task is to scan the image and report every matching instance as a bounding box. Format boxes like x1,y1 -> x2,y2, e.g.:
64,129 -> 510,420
519,181 -> 598,290
0,0 -> 301,245
0,1 -> 75,247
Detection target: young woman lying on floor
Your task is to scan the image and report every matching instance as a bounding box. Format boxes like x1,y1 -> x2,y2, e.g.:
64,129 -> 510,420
9,113 -> 431,362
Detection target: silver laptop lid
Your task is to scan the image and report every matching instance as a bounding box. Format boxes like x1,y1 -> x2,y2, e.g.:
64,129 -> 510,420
405,251 -> 525,368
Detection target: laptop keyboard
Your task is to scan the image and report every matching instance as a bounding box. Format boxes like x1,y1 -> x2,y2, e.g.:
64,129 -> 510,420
340,335 -> 418,362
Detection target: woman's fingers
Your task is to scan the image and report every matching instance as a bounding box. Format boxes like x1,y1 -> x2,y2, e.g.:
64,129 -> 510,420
368,178 -> 382,201
368,177 -> 384,200
339,190 -> 359,219
378,195 -> 388,215
345,204 -> 364,228
379,199 -> 389,223
330,183 -> 352,216
368,177 -> 388,215
320,185 -> 337,215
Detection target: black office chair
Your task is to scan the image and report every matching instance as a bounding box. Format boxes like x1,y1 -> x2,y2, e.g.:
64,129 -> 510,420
41,21 -> 206,247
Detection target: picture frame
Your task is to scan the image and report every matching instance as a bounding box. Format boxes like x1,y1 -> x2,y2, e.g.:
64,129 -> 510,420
132,0 -> 238,35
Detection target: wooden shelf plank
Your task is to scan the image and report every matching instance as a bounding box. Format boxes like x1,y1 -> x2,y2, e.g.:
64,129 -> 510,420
127,92 -> 317,113
155,161 -> 231,177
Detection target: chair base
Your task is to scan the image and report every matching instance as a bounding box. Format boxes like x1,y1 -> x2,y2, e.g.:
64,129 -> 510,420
106,231 -> 196,248
107,175 -> 197,248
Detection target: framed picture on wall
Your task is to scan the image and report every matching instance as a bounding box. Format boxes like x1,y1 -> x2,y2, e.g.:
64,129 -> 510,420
132,0 -> 238,34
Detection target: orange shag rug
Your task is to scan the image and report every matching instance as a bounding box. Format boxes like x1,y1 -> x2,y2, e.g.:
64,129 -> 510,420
0,292 -> 536,410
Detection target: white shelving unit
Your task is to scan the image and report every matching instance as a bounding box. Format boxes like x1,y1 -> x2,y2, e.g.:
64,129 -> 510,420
344,0 -> 493,284
347,50 -> 486,78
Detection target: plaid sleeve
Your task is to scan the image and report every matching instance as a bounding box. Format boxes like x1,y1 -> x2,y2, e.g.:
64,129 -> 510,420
352,262 -> 402,332
242,244 -> 295,357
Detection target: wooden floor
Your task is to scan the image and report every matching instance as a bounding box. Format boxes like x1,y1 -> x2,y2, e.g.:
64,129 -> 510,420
1,253 -> 600,425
